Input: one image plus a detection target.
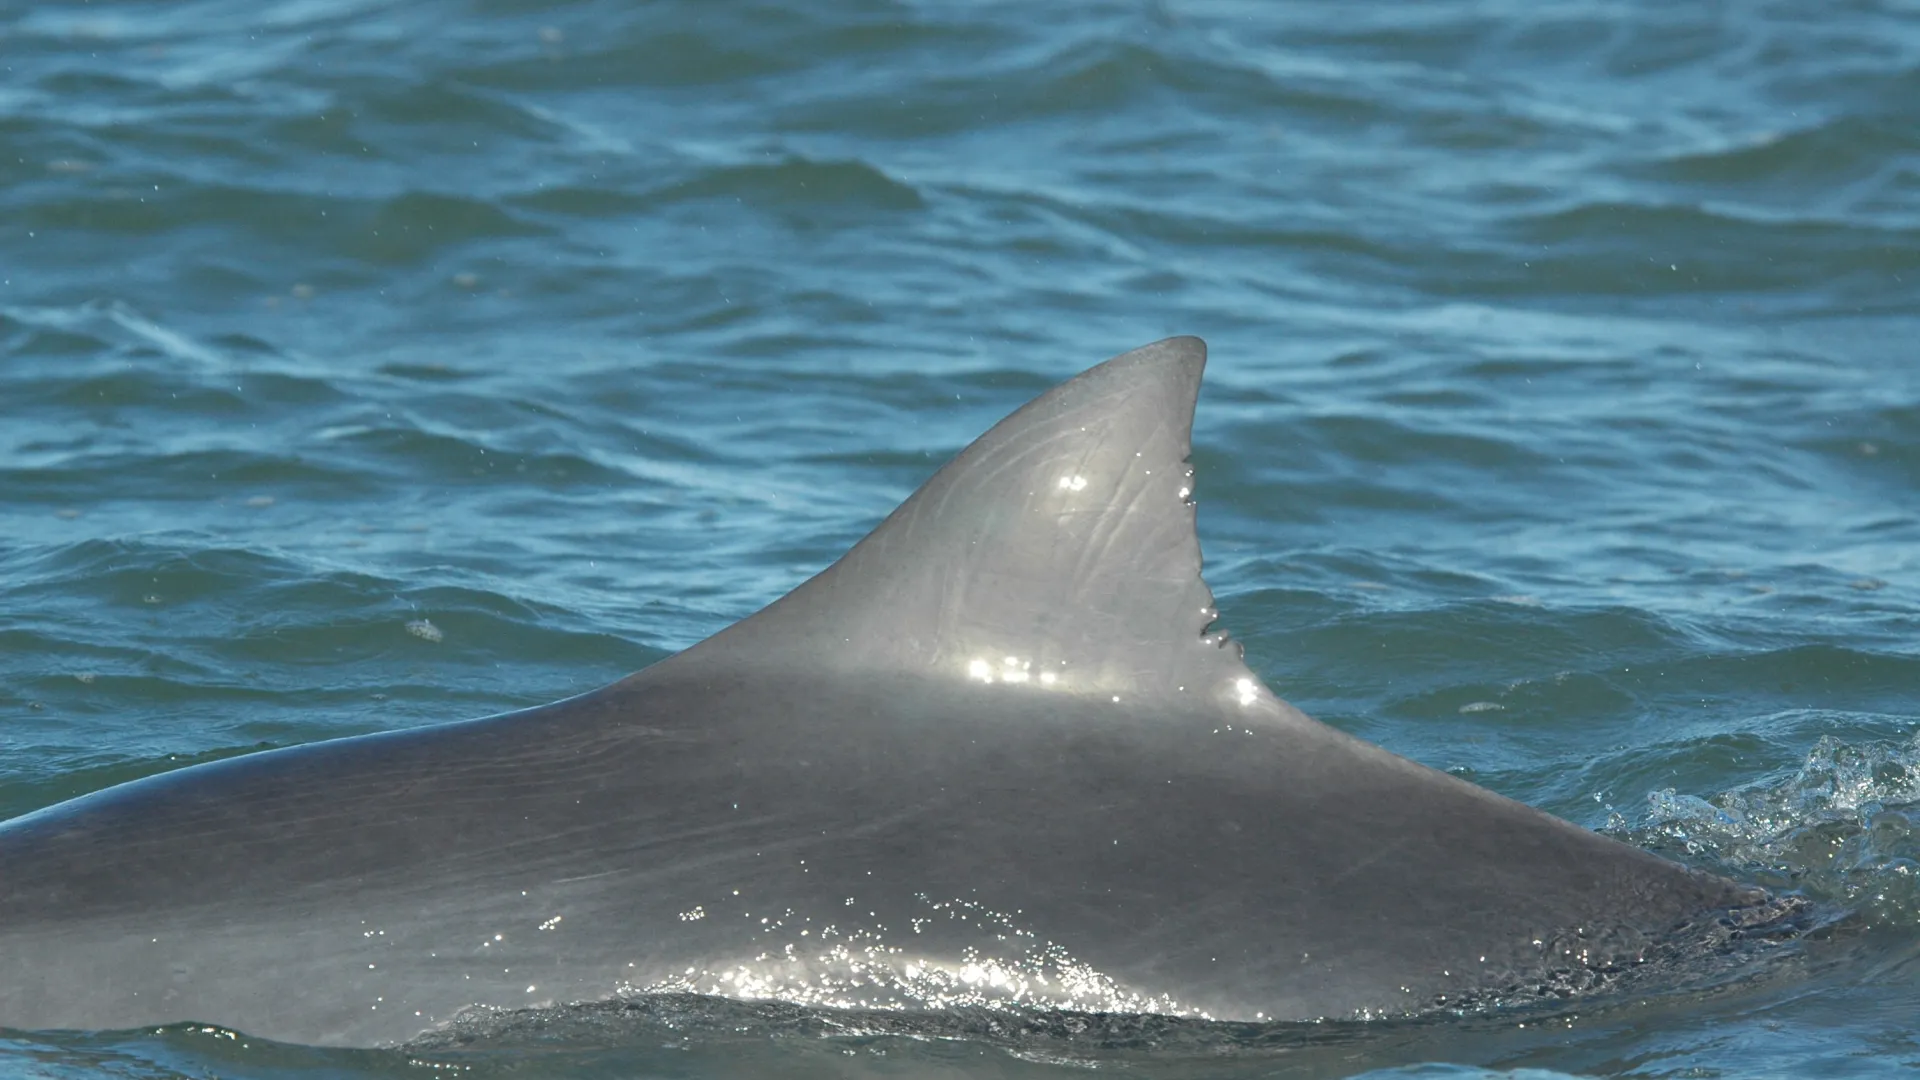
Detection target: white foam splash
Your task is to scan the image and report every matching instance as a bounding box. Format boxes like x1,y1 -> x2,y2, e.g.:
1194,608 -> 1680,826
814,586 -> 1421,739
1632,725 -> 1920,926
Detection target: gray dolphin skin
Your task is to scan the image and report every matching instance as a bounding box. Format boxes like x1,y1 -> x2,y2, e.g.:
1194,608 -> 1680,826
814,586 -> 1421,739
0,337 -> 1778,1047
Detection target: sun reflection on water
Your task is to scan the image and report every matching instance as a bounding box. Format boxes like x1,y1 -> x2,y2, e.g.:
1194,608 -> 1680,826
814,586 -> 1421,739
632,895 -> 1198,1018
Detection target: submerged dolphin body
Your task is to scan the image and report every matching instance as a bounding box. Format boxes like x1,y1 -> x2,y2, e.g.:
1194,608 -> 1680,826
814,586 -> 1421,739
1,338 -> 1776,1047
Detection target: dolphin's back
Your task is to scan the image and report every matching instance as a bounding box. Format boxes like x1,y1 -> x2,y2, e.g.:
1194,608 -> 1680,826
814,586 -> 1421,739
0,667 -> 1760,1043
1,338 -> 1778,1046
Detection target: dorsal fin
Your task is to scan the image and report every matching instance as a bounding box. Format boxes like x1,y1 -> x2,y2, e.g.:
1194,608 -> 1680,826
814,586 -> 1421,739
667,337 -> 1261,706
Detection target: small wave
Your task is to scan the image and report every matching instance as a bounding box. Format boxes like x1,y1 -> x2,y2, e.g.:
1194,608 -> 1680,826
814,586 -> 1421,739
1,447 -> 369,508
1507,201 -> 1920,301
19,182 -> 545,267
461,19 -> 808,93
1797,401 -> 1920,498
347,191 -> 550,266
1646,116 -> 1920,193
645,156 -> 924,216
329,425 -> 629,488
3,300 -> 228,368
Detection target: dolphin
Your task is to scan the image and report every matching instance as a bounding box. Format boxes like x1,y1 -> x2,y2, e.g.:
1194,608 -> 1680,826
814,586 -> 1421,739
0,337 -> 1783,1048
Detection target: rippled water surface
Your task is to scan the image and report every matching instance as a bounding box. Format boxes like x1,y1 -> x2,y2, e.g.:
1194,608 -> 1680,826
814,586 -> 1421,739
4,1 -> 1920,1076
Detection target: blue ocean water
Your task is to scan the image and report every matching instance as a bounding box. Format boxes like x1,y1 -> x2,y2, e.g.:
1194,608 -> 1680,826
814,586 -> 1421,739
3,0 -> 1918,1076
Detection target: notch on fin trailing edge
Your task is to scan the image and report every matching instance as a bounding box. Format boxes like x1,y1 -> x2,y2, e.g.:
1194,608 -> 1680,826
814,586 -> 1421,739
675,337 -> 1264,706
